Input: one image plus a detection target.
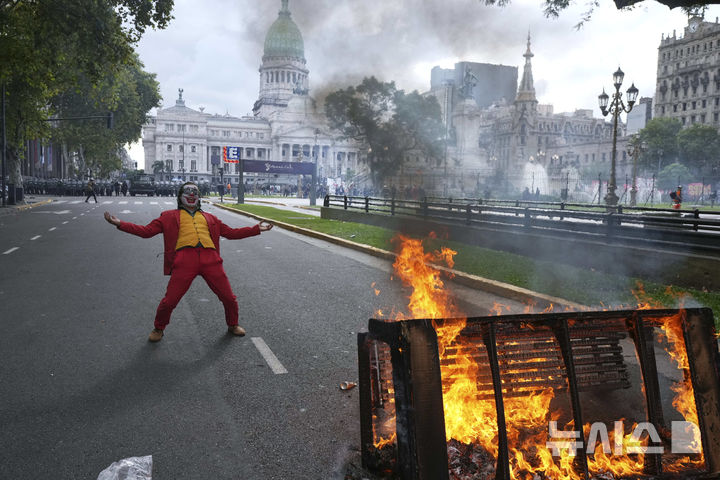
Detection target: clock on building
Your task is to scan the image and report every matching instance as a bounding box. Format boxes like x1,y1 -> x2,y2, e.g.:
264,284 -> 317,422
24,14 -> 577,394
688,16 -> 701,33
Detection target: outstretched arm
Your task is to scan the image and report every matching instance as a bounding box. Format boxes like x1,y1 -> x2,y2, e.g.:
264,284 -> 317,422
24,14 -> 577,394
104,211 -> 163,238
104,211 -> 121,226
218,220 -> 273,239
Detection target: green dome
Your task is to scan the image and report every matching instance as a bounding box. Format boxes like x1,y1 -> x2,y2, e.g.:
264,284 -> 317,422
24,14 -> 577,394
263,1 -> 304,59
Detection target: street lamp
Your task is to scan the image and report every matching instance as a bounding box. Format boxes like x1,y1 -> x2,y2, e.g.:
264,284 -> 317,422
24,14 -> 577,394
627,135 -> 645,206
310,128 -> 319,206
598,67 -> 638,206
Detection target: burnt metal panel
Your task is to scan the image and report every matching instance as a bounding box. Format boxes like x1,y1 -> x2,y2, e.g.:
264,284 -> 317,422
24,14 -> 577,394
683,308 -> 720,474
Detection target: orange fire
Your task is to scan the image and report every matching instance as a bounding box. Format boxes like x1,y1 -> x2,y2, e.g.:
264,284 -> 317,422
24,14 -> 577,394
376,234 -> 706,479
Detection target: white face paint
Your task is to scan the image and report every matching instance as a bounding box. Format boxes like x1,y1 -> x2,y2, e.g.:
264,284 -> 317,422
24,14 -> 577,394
180,185 -> 200,210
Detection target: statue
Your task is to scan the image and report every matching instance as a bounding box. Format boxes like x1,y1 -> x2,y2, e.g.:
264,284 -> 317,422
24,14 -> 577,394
460,67 -> 478,99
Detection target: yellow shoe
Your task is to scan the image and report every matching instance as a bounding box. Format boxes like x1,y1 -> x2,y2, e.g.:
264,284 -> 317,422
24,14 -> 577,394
227,325 -> 246,336
148,328 -> 164,342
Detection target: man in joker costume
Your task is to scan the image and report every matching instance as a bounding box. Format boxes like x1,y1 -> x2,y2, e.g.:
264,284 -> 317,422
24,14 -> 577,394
104,181 -> 273,342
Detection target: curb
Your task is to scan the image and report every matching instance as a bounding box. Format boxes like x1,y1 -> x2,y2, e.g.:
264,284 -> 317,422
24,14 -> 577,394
209,200 -> 586,311
0,198 -> 53,216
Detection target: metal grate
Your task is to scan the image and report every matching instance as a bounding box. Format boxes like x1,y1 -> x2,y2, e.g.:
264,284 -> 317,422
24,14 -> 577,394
357,308 -> 720,480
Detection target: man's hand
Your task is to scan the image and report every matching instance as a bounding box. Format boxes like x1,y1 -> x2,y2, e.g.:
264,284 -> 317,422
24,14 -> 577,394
257,221 -> 273,232
104,211 -> 121,226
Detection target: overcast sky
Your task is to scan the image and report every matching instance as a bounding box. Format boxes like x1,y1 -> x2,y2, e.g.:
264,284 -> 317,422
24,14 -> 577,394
128,0 -> 720,167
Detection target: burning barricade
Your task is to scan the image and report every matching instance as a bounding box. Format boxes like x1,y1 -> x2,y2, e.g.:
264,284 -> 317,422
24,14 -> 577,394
357,234 -> 720,480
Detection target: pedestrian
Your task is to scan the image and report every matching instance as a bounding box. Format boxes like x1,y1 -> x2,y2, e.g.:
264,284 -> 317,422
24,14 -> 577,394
103,181 -> 273,342
670,185 -> 683,210
114,181 -> 120,196
121,181 -> 128,196
85,179 -> 97,203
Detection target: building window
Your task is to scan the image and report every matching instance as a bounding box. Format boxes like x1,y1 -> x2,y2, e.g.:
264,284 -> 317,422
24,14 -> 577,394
165,160 -> 173,172
222,130 -> 230,137
714,113 -> 718,121
702,99 -> 707,108
167,144 -> 172,152
692,101 -> 697,109
179,145 -> 184,153
683,103 -> 687,111
662,106 -> 666,114
682,117 -> 686,125
190,160 -> 197,172
164,124 -> 174,132
191,145 -> 196,153
691,115 -> 696,123
701,114 -> 706,122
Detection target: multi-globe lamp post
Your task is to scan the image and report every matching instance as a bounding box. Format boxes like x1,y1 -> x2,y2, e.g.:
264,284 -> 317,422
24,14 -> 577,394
598,67 -> 639,206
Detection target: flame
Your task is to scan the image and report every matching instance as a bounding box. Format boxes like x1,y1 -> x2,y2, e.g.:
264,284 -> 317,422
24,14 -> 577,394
658,311 -> 705,471
391,234 -> 461,320
374,235 -> 706,478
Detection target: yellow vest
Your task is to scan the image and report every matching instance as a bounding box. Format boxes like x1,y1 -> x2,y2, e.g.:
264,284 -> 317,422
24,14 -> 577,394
175,209 -> 216,250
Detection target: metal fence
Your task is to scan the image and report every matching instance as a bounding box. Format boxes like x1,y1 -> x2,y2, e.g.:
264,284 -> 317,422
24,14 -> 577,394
323,194 -> 720,255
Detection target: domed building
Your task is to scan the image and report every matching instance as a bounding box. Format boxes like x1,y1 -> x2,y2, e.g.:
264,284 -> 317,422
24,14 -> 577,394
142,0 -> 363,196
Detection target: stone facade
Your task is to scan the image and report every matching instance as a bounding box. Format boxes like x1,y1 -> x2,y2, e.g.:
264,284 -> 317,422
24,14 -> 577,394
141,0 -> 363,191
654,15 -> 720,128
398,35 -> 643,199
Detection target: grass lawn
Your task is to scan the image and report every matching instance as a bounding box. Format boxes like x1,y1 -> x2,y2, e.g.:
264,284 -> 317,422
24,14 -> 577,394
225,203 -> 720,326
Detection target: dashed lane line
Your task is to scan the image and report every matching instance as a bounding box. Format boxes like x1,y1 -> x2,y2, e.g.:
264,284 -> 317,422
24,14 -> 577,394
48,227 -> 56,231
251,337 -> 288,374
30,235 -> 41,241
3,247 -> 19,255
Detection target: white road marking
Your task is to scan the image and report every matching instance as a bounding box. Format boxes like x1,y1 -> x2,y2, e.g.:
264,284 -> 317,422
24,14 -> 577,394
53,200 -> 67,204
72,217 -> 77,220
150,201 -> 158,205
30,235 -> 41,240
251,337 -> 288,374
119,201 -> 128,205
134,201 -> 142,205
164,202 -> 173,205
54,210 -> 71,214
119,210 -> 133,214
48,227 -> 56,231
70,200 -> 82,204
102,201 -> 113,204
62,221 -> 69,224
3,247 -> 19,255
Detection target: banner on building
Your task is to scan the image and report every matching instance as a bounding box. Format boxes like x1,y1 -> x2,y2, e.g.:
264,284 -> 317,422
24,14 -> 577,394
243,159 -> 314,175
222,146 -> 314,174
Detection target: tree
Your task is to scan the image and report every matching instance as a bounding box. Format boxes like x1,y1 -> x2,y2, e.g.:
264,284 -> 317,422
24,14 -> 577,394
0,0 -> 173,184
677,123 -> 720,181
324,76 -> 445,188
658,162 -> 692,192
479,1 -> 710,28
49,54 -> 161,177
152,160 -> 166,176
636,117 -> 682,175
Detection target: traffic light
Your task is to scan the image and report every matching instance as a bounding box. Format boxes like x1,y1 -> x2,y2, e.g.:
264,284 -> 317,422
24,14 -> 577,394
107,112 -> 114,129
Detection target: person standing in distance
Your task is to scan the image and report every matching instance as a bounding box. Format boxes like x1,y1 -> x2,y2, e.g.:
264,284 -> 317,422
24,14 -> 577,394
104,181 -> 273,342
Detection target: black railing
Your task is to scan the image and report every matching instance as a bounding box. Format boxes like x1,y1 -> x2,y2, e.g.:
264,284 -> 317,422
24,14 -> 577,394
322,194 -> 720,254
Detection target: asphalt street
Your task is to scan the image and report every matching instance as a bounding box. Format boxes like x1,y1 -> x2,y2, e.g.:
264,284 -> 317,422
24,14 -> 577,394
0,196 -> 529,479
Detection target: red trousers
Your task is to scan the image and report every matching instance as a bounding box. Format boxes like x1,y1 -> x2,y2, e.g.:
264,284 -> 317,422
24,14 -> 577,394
155,247 -> 238,330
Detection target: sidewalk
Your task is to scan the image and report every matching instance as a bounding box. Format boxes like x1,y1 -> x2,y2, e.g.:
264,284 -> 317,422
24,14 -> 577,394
0,195 -> 53,216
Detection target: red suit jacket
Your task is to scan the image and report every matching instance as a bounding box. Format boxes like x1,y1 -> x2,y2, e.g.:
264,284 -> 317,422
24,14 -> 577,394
117,209 -> 260,275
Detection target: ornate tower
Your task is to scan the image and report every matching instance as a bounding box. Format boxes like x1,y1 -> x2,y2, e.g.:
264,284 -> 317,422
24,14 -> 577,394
254,0 -> 310,118
510,33 -> 539,171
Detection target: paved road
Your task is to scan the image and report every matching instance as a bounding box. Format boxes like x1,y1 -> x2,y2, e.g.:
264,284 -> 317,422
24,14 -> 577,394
0,196 -> 528,479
